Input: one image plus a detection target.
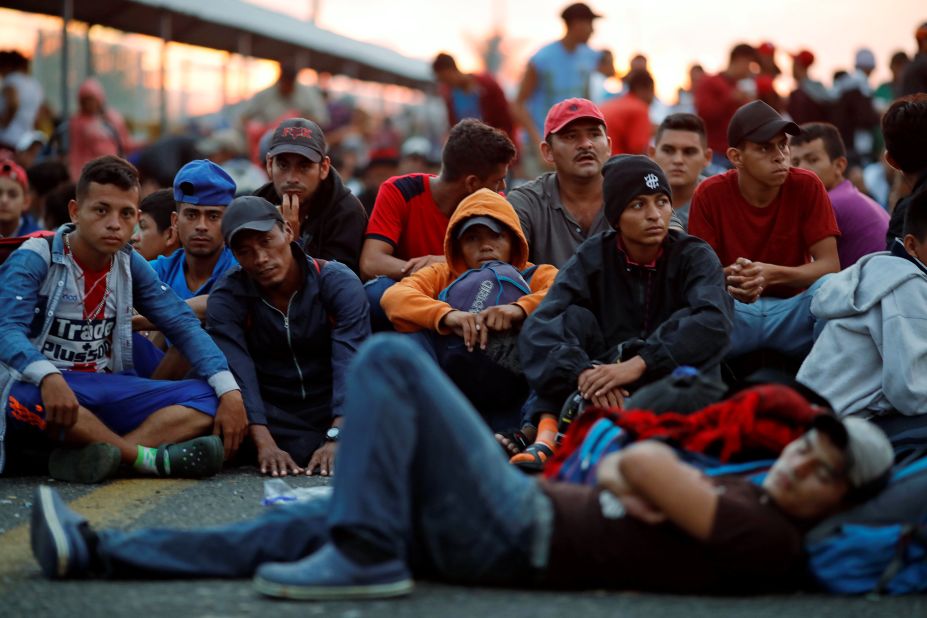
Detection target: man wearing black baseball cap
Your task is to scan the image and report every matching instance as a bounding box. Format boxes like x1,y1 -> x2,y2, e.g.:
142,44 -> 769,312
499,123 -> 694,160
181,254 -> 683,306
204,195 -> 370,477
253,118 -> 367,274
689,100 -> 841,361
515,155 -> 732,468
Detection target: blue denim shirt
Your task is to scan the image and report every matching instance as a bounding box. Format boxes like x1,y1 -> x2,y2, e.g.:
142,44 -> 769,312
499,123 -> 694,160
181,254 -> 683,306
0,225 -> 238,471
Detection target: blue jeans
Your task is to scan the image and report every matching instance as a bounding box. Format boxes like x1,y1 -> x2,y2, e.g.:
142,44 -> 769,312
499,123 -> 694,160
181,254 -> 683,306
96,335 -> 551,584
728,276 -> 829,359
364,276 -> 396,332
406,331 -> 527,431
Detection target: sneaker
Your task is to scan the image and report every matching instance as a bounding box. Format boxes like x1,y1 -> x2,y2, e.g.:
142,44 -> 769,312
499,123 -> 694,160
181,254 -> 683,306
48,443 -> 121,484
156,435 -> 224,478
253,542 -> 413,601
30,485 -> 91,579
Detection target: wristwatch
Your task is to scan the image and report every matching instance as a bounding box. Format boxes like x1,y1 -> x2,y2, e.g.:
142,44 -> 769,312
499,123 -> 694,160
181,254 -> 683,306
324,426 -> 341,442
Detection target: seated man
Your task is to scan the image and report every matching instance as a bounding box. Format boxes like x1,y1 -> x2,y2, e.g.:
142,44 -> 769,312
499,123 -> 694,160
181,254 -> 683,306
689,100 -> 840,359
380,188 -> 556,429
31,334 -> 893,600
514,156 -> 733,467
798,190 -> 927,417
884,94 -> 927,248
790,122 -> 889,269
359,119 -> 515,329
132,189 -> 179,260
0,156 -> 247,483
149,159 -> 238,301
206,196 -> 369,477
648,113 -> 712,232
132,160 -> 239,379
253,118 -> 367,274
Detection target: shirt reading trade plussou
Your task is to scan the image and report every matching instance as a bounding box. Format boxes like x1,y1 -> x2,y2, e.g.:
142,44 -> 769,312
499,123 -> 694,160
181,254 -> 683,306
42,250 -> 117,373
539,476 -> 805,593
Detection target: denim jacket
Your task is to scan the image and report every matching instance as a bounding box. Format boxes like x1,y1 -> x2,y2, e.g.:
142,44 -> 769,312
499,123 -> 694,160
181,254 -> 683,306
0,225 -> 238,471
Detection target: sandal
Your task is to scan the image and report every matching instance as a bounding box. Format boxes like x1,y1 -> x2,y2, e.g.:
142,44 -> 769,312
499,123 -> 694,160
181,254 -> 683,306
495,428 -> 531,456
155,435 -> 224,478
509,442 -> 554,474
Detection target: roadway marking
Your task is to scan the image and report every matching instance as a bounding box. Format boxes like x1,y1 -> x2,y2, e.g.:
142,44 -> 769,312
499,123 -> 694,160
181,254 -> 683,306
0,478 -> 193,580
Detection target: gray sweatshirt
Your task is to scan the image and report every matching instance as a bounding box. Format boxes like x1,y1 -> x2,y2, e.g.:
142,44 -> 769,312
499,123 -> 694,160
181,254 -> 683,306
797,250 -> 927,417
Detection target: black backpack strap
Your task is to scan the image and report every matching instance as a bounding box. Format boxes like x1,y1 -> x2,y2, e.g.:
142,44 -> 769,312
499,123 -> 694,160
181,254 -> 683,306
522,264 -> 539,282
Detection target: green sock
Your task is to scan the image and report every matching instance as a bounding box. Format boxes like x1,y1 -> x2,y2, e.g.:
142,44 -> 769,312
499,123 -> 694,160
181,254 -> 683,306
133,446 -> 169,475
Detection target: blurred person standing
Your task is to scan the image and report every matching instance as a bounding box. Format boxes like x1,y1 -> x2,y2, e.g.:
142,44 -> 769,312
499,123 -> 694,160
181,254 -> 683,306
239,62 -> 329,128
198,128 -> 267,196
874,52 -> 910,110
831,50 -> 880,169
787,50 -> 833,125
0,51 -> 43,153
512,3 -> 603,178
433,53 -> 514,143
901,22 -> 927,96
695,43 -> 759,172
601,71 -> 654,156
67,78 -> 132,182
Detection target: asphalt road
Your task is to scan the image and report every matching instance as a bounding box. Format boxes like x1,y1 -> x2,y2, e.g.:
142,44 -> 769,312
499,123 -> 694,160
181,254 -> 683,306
1,467 -> 924,618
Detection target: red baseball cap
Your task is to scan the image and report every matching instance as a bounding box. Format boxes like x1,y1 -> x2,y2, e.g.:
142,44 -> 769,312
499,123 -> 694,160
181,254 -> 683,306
758,42 -> 776,56
791,50 -> 815,68
0,158 -> 28,193
543,98 -> 606,140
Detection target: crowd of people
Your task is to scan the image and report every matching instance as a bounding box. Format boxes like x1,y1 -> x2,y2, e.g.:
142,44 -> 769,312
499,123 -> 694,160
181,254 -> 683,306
1,0 -> 926,605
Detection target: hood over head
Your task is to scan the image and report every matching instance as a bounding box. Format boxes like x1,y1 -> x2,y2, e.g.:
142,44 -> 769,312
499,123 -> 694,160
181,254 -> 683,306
444,188 -> 529,276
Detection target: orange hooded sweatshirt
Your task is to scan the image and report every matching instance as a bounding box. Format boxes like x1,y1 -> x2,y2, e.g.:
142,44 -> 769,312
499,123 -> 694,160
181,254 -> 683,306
381,188 -> 557,333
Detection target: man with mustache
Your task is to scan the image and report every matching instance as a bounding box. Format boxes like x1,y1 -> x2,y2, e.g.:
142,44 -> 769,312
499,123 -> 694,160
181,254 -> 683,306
253,118 -> 367,275
509,98 -> 681,268
688,100 -> 840,360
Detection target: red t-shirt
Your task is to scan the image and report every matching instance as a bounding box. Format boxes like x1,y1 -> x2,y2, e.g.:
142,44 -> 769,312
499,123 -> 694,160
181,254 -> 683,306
688,167 -> 840,298
365,174 -> 449,261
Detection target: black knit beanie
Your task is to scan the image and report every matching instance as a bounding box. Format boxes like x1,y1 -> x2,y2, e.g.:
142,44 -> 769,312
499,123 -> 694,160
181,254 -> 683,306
602,154 -> 672,227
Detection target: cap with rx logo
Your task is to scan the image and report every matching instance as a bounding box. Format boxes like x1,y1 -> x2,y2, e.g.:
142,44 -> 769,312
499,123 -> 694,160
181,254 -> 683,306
266,118 -> 327,163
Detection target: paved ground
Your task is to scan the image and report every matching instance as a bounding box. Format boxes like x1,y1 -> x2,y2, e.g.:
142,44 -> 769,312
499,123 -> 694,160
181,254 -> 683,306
1,468 -> 924,618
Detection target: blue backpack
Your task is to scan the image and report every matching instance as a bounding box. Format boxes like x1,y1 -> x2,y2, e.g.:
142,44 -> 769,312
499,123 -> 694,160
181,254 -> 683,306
805,454 -> 927,595
438,261 -> 535,313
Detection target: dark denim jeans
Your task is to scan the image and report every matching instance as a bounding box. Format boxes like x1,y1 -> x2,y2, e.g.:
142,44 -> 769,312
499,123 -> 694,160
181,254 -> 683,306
364,276 -> 397,332
97,334 -> 551,584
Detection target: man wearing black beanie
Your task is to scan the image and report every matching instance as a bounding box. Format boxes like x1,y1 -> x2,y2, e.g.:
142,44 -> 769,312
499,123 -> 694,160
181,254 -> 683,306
513,155 -> 734,468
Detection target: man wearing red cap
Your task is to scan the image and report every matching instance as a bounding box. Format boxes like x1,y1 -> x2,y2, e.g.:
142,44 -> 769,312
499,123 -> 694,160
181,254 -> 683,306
0,159 -> 39,238
507,98 -> 612,268
787,50 -> 833,125
901,22 -> 927,96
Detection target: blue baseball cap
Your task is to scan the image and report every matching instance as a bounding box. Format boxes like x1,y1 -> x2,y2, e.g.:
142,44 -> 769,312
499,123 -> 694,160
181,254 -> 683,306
172,159 -> 236,206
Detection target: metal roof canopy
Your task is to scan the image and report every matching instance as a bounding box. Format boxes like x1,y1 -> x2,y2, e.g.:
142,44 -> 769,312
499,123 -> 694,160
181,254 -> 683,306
3,0 -> 433,90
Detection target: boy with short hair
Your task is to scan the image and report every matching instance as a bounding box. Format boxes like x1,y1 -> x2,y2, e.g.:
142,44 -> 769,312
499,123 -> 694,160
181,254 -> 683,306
689,100 -> 841,359
133,188 -> 179,261
380,189 -> 557,428
790,122 -> 888,269
648,113 -> 712,231
0,155 -> 247,483
0,159 -> 39,237
514,156 -> 733,467
798,190 -> 927,417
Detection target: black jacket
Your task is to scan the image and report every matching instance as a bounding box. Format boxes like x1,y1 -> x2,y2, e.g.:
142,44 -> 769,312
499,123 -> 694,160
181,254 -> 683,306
519,229 -> 733,408
205,244 -> 370,433
254,168 -> 367,274
887,172 -> 927,249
